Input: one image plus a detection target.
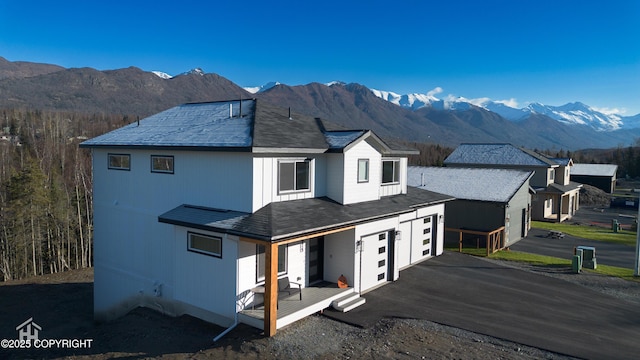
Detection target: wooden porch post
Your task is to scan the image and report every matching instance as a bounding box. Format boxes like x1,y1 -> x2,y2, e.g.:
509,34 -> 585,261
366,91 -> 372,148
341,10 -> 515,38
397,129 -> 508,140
557,195 -> 563,222
264,242 -> 278,336
486,234 -> 490,256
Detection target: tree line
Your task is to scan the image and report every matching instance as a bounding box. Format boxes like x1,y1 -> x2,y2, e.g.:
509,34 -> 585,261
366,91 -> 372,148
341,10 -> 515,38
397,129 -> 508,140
0,107 -> 629,282
0,108 -> 129,281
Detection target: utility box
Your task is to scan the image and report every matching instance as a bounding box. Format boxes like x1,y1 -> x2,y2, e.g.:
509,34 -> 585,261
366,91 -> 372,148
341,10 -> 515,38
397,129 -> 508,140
571,254 -> 582,273
576,246 -> 597,269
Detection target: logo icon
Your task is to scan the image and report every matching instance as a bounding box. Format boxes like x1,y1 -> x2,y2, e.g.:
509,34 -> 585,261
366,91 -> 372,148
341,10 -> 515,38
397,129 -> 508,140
15,318 -> 41,341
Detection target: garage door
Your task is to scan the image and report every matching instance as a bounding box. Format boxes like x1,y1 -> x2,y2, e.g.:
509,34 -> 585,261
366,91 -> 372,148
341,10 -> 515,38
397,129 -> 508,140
359,231 -> 390,292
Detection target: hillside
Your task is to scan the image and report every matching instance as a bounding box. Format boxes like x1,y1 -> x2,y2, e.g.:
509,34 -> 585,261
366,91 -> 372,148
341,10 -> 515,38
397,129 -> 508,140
0,57 -> 636,150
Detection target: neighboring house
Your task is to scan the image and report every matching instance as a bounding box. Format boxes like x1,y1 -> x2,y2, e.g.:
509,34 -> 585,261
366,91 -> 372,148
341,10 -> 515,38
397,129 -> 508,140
80,99 -> 453,337
407,166 -> 534,254
570,163 -> 618,193
444,143 -> 582,222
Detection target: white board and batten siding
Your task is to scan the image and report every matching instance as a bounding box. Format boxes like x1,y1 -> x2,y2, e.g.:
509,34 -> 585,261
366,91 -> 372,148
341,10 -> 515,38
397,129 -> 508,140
379,157 -> 408,198
252,156 -> 321,212
341,141 -> 383,204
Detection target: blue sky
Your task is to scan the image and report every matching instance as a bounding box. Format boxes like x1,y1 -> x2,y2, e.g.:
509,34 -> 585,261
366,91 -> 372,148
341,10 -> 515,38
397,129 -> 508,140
1,0 -> 639,114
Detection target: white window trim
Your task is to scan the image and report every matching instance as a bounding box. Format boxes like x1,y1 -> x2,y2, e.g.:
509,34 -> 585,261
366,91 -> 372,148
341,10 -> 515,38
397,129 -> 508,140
277,158 -> 312,194
187,232 -> 222,258
381,159 -> 401,185
358,158 -> 369,183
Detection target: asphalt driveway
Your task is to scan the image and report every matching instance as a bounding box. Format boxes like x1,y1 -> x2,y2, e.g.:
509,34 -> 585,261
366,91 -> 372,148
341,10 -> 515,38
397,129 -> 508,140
324,251 -> 640,360
512,228 -> 635,268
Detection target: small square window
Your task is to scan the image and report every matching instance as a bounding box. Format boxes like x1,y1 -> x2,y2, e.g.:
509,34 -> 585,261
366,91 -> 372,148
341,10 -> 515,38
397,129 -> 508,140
358,159 -> 369,183
188,232 -> 222,258
378,246 -> 386,254
108,154 -> 130,170
151,155 -> 174,174
378,233 -> 386,241
377,273 -> 385,281
423,228 -> 431,235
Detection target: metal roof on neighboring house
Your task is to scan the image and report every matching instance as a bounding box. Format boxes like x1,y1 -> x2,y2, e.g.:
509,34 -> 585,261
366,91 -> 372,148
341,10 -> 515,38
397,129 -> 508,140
571,163 -> 618,177
407,166 -> 533,203
159,187 -> 454,242
80,99 -> 412,154
444,143 -> 558,167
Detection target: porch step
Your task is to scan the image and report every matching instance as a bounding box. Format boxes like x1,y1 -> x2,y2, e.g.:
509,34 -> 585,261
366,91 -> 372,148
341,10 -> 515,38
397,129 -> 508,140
332,293 -> 366,312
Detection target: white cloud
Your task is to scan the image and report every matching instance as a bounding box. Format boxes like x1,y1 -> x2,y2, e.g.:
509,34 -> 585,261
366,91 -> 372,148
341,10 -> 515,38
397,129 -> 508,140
494,98 -> 519,108
591,106 -> 626,116
426,87 -> 443,98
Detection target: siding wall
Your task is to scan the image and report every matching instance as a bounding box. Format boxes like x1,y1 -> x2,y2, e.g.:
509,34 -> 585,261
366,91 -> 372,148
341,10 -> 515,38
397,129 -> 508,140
342,141 -> 382,204
92,148 -> 252,326
504,183 -> 532,246
252,155 -> 322,211
379,157 -> 408,197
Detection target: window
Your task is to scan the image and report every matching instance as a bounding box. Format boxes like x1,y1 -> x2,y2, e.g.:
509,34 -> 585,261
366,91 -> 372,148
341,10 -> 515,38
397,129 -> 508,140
549,170 -> 555,181
358,159 -> 369,183
278,160 -> 310,193
108,154 -> 130,170
151,155 -> 174,174
382,159 -> 400,184
188,232 -> 222,257
256,244 -> 287,281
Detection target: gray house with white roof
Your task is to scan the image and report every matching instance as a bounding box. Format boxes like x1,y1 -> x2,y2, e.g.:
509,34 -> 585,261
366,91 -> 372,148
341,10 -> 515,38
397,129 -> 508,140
408,166 -> 533,253
444,143 -> 582,222
80,99 -> 453,337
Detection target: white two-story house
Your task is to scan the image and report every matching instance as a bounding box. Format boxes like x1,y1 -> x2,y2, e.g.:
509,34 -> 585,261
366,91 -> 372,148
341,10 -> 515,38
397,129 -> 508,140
80,99 -> 453,337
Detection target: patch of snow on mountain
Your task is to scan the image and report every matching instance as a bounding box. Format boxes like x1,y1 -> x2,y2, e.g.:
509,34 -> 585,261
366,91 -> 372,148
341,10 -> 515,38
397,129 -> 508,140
151,71 -> 172,79
244,81 -> 280,94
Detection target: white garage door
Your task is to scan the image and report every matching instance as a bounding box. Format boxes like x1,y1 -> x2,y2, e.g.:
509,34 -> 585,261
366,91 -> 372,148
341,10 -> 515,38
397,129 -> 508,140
359,231 -> 390,292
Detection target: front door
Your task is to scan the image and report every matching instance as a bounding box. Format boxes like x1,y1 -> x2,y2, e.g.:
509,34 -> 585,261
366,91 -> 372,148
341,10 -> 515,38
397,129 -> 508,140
307,237 -> 324,284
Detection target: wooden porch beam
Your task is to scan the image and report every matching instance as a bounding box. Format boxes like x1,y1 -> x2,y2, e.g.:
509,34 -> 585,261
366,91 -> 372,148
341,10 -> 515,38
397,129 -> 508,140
264,242 -> 278,337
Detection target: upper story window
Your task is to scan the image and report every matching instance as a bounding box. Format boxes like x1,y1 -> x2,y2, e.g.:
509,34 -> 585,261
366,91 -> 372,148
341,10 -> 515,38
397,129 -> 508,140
358,159 -> 369,183
549,169 -> 555,181
279,159 -> 310,193
108,154 -> 130,171
382,159 -> 400,184
151,155 -> 174,174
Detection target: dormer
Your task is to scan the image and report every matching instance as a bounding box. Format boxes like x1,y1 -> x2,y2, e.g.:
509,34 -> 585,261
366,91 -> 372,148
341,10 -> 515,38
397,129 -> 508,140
550,158 -> 573,186
324,130 -> 417,205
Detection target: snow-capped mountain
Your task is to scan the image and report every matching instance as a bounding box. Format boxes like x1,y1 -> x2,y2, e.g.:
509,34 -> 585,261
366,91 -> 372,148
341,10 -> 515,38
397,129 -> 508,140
370,87 -> 636,132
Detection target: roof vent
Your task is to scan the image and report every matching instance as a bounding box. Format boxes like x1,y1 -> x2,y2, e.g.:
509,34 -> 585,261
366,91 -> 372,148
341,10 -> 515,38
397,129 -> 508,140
229,103 -> 233,118
288,107 -> 292,120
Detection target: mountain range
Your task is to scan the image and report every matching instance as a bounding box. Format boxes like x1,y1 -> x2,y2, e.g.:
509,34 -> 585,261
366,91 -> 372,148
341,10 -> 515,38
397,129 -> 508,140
0,56 -> 638,151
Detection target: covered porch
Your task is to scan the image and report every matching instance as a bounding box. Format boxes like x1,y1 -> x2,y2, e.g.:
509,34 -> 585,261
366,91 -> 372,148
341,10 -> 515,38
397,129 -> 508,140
238,282 -> 356,330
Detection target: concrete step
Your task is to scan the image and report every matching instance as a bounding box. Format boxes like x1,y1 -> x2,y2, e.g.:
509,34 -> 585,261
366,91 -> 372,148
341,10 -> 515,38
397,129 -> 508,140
332,293 -> 366,312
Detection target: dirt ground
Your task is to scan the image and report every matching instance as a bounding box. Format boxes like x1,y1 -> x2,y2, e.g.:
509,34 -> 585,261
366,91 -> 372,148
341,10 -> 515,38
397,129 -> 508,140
1,266 -> 580,360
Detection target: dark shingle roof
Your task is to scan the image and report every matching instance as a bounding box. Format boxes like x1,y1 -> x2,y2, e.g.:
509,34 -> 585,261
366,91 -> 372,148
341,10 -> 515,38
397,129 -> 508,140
159,187 -> 453,242
80,99 -> 414,154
